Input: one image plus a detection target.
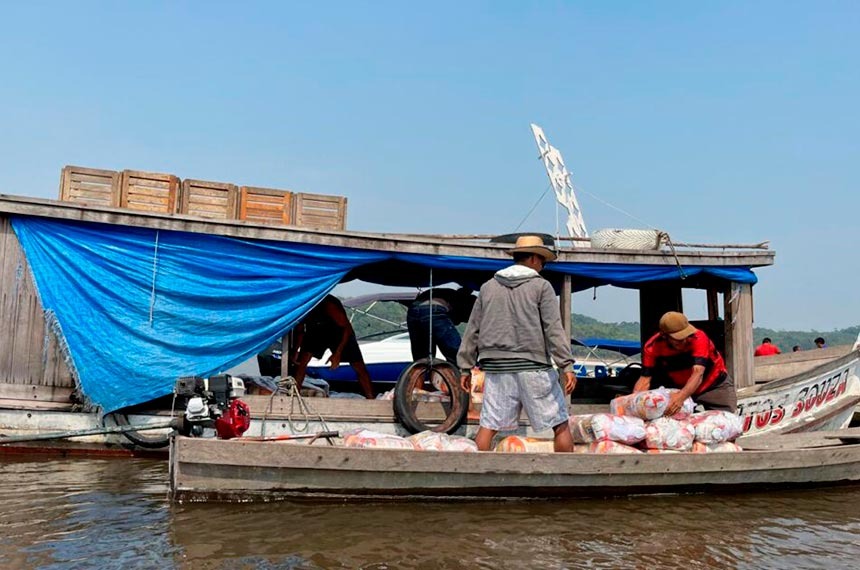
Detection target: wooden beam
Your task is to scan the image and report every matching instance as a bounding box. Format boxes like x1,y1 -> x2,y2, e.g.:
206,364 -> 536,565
724,282 -> 754,388
560,275 -> 572,341
706,288 -> 720,320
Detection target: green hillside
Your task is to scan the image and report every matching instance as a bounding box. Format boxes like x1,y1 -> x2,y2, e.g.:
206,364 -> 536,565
344,297 -> 859,353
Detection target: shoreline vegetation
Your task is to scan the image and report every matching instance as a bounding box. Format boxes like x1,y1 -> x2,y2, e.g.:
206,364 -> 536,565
345,298 -> 859,352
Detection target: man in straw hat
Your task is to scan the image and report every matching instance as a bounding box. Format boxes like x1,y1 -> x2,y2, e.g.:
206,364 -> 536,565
458,235 -> 576,452
634,311 -> 736,414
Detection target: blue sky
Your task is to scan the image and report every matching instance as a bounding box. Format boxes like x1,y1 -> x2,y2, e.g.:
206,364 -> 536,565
1,2 -> 857,331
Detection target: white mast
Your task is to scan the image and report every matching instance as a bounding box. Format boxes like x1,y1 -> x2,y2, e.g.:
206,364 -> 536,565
530,123 -> 588,241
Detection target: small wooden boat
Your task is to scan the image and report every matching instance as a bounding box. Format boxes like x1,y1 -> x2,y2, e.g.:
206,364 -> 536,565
168,428 -> 860,503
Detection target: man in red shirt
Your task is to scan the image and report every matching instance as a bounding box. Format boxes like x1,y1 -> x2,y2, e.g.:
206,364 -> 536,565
754,338 -> 781,357
633,311 -> 736,415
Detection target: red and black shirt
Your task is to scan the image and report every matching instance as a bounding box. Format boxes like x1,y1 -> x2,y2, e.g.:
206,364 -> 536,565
641,330 -> 727,394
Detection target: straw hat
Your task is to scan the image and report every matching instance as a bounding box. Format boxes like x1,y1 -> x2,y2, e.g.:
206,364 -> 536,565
658,311 -> 697,340
509,235 -> 557,262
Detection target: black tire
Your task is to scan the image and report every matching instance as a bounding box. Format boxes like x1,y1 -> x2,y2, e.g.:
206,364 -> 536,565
615,362 -> 643,392
109,411 -> 171,449
393,358 -> 469,435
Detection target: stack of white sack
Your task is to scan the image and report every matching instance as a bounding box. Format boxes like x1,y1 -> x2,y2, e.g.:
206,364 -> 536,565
494,436 -> 556,453
610,387 -> 694,420
643,417 -> 696,451
574,440 -> 642,454
342,428 -> 416,450
688,411 -> 744,444
408,430 -> 479,452
569,413 -> 646,445
688,410 -> 744,452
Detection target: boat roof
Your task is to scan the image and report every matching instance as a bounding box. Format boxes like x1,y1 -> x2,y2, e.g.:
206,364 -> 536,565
1,194 -> 773,412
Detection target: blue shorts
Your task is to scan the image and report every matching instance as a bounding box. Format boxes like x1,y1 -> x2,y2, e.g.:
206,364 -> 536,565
480,369 -> 569,432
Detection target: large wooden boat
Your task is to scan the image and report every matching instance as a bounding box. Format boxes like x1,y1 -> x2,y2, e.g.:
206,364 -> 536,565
0,193 -> 856,455
168,428 -> 860,503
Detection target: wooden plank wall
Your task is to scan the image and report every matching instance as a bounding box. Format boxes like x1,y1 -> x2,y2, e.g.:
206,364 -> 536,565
293,192 -> 347,230
180,179 -> 238,220
58,165 -> 121,208
238,186 -> 292,225
0,216 -> 74,396
120,170 -> 180,214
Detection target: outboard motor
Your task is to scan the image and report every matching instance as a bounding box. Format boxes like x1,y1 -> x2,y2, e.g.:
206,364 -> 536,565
174,374 -> 251,439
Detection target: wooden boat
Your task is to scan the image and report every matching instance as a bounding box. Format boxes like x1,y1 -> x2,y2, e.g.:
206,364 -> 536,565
0,193 -> 856,455
168,427 -> 860,503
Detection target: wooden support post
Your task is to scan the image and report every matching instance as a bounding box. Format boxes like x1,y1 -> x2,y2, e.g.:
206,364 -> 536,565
706,288 -> 720,321
724,282 -> 754,389
560,275 -> 572,341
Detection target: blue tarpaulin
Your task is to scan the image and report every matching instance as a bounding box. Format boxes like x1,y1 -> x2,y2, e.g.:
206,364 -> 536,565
11,216 -> 757,412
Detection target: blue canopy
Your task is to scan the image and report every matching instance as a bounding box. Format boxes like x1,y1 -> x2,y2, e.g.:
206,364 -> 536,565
572,338 -> 642,356
11,216 -> 757,412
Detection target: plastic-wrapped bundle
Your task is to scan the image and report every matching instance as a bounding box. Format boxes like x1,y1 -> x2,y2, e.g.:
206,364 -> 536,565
643,417 -> 695,451
643,448 -> 682,454
408,430 -> 478,452
494,436 -> 555,453
689,411 -> 744,444
577,440 -> 642,454
569,413 -> 646,444
342,428 -> 416,450
610,387 -> 694,420
692,441 -> 743,453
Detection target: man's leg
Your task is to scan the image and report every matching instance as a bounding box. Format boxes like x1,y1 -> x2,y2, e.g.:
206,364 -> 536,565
552,421 -> 574,453
474,427 -> 498,451
350,360 -> 375,399
407,306 -> 431,361
695,376 -> 737,413
434,316 -> 463,365
292,351 -> 314,390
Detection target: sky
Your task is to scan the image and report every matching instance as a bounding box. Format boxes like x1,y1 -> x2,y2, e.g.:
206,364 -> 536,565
0,2 -> 857,331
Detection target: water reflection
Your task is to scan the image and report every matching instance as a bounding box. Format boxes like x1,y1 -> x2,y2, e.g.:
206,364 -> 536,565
2,456 -> 860,569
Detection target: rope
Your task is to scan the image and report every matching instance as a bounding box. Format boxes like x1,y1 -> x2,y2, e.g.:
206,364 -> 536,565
259,376 -> 330,438
514,183 -> 553,231
148,230 -> 160,325
427,268 -> 433,360
660,231 -> 687,280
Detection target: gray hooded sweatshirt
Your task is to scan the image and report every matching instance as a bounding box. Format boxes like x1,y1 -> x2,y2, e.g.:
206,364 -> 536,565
456,264 -> 575,373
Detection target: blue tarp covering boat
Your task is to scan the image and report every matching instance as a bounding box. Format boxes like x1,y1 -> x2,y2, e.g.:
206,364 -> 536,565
11,216 -> 757,412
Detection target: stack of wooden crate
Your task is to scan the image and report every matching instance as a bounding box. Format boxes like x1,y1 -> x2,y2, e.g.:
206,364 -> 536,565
58,165 -> 347,230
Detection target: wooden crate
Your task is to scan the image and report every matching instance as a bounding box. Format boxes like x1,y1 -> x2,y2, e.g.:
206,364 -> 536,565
58,165 -> 121,208
238,186 -> 293,225
179,179 -> 238,220
120,170 -> 180,214
292,192 -> 347,230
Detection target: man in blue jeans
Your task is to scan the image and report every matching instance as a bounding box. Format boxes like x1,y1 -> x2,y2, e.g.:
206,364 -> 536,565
407,287 -> 476,364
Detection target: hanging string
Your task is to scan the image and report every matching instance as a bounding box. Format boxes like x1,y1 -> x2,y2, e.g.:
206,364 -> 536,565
427,267 -> 433,361
148,230 -> 160,325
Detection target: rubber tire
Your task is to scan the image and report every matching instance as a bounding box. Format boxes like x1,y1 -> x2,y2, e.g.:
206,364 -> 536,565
393,358 -> 469,435
109,411 -> 171,449
615,362 -> 643,392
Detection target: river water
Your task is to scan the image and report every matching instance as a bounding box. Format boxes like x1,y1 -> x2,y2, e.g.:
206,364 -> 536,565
2,456 -> 860,569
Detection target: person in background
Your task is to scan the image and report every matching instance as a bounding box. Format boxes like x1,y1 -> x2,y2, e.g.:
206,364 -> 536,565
458,235 -> 576,452
634,311 -> 736,414
290,294 -> 375,399
792,345 -> 801,352
754,337 -> 781,357
406,287 -> 476,364
814,337 -> 827,349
